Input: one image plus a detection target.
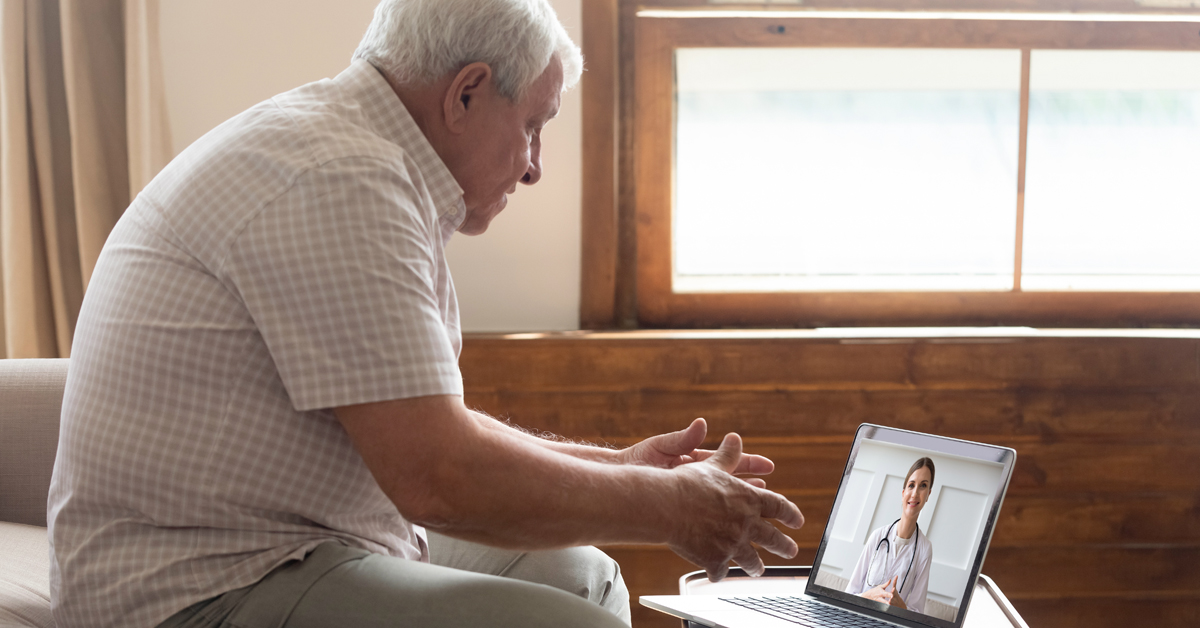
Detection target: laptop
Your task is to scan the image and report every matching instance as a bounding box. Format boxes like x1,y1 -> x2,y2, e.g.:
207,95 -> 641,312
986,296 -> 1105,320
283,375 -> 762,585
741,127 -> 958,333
642,424 -> 1016,628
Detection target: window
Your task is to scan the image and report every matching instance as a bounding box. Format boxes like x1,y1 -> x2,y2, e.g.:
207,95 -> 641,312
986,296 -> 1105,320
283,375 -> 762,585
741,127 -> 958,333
1023,50 -> 1200,291
674,47 -> 1022,293
580,2 -> 1200,328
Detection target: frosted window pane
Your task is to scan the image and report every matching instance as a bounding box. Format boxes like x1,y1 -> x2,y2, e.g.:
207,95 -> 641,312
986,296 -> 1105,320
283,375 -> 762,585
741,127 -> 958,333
674,48 -> 1021,293
1023,50 -> 1200,291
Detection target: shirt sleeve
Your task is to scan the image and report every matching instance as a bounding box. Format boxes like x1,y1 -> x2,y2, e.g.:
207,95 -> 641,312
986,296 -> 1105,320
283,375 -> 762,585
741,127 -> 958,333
845,527 -> 880,595
225,156 -> 462,411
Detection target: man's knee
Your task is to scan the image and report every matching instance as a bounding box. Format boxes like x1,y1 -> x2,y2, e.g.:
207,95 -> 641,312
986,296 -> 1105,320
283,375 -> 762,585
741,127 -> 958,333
502,545 -> 629,621
426,533 -> 630,624
546,546 -> 624,606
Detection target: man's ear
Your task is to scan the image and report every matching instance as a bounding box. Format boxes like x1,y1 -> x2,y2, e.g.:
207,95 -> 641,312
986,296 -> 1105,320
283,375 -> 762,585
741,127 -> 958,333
444,62 -> 493,134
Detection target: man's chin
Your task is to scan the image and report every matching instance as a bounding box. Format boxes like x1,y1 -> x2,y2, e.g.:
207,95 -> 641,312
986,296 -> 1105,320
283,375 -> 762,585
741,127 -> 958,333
458,219 -> 490,236
458,197 -> 507,236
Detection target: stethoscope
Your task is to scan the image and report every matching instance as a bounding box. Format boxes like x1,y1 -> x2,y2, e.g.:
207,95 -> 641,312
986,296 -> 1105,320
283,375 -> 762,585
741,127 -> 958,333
865,518 -> 919,595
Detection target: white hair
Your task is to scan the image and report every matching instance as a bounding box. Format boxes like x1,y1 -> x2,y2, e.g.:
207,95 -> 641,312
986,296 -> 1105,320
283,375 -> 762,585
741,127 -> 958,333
353,0 -> 582,101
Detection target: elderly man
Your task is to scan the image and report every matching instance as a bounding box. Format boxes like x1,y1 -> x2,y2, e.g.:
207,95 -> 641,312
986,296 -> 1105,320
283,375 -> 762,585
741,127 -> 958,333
47,1 -> 804,627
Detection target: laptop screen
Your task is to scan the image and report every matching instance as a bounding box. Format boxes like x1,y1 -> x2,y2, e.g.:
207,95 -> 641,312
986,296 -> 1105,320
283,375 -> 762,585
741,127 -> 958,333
806,425 -> 1015,628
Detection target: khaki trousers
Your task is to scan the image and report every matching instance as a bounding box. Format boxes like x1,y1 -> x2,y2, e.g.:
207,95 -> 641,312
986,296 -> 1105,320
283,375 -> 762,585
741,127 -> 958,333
157,531 -> 631,628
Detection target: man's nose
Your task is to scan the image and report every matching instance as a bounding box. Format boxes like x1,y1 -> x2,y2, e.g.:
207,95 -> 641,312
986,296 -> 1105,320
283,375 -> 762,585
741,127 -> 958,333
521,149 -> 542,185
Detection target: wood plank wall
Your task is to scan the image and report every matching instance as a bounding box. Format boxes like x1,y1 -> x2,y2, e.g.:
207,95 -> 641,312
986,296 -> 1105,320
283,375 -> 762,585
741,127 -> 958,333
459,332 -> 1200,628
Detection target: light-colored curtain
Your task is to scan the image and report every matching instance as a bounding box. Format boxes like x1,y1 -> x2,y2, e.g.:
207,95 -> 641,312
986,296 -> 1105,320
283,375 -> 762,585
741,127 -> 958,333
0,0 -> 170,358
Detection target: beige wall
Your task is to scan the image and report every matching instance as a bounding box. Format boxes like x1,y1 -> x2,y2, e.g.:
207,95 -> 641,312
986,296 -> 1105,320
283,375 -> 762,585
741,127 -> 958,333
159,0 -> 583,332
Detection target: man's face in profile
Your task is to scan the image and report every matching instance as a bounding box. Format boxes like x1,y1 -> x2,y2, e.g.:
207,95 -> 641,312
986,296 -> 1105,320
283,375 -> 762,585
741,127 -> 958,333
455,58 -> 564,236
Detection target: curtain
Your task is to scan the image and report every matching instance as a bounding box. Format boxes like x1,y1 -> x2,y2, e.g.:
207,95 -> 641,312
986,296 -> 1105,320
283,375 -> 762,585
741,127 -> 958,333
0,0 -> 170,358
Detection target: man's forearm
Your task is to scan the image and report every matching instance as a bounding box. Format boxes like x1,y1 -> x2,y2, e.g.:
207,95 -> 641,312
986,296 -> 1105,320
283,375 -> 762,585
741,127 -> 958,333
339,396 -> 675,550
472,410 -> 621,464
336,394 -> 803,578
427,416 -> 675,549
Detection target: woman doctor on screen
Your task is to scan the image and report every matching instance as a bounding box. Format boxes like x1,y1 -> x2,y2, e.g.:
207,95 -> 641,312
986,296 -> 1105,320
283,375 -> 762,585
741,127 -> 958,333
845,458 -> 935,614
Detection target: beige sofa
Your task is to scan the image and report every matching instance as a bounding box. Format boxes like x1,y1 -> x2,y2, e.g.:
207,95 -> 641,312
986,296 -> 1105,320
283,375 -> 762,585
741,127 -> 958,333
0,359 -> 67,628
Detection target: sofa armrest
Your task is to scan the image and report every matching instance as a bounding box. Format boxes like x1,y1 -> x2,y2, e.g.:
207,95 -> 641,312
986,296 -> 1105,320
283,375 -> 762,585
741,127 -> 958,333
0,359 -> 68,526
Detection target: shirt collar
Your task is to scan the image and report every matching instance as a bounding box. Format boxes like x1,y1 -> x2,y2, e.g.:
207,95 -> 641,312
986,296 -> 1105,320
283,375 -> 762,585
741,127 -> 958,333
891,523 -> 915,548
333,60 -> 466,230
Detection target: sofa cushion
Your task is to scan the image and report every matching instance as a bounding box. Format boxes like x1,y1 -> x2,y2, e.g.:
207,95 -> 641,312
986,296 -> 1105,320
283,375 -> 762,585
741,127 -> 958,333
0,358 -> 68,527
0,522 -> 53,628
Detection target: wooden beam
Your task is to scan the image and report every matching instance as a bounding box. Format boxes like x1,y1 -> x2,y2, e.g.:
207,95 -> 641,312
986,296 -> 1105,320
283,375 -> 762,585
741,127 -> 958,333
580,0 -> 621,328
637,0 -> 1200,13
1014,48 -> 1030,291
642,15 -> 1200,51
615,0 -> 641,327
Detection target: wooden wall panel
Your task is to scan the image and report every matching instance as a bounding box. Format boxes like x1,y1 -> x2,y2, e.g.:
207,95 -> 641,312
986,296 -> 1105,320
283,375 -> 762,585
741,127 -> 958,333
460,332 -> 1200,628
462,336 -> 1200,391
465,389 -> 1200,442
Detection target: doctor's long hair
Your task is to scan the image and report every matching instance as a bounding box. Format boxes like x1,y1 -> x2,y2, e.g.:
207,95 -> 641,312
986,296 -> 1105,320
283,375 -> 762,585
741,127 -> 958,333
906,457 -> 936,487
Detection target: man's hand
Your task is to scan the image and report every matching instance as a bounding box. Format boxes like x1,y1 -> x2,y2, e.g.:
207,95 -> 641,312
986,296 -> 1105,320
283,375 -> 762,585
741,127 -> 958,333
618,418 -> 775,488
666,432 -> 804,582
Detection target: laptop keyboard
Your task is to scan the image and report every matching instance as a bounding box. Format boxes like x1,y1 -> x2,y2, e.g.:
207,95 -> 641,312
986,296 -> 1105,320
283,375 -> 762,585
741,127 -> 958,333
718,596 -> 895,627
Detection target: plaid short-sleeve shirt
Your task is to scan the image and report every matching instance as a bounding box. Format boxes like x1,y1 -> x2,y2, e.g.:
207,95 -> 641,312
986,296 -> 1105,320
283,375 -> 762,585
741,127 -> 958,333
47,60 -> 467,628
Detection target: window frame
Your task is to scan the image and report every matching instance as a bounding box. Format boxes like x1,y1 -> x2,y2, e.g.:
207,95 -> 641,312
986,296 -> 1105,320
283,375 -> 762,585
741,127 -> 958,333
581,1 -> 1200,328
